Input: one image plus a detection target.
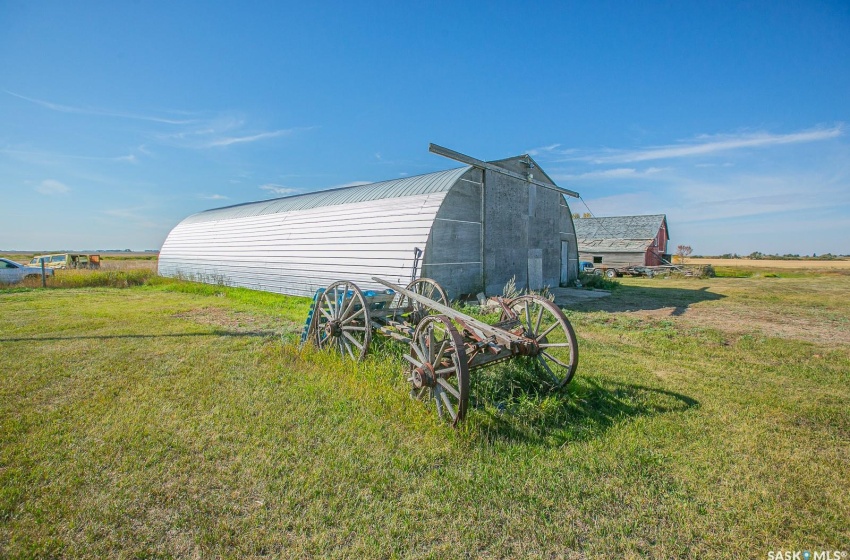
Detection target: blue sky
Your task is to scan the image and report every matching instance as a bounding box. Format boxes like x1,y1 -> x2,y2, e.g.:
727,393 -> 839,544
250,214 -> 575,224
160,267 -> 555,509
1,1 -> 848,254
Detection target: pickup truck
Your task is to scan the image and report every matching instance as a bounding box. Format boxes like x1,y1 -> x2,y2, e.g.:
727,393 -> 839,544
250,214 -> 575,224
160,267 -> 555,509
0,258 -> 55,284
29,253 -> 101,270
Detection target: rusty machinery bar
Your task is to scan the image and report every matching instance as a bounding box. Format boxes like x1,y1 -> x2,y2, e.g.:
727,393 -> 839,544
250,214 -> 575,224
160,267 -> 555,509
372,277 -> 540,368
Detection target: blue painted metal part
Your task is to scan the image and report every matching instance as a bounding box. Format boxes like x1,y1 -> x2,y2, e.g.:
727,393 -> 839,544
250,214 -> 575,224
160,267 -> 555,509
300,288 -> 325,344
301,287 -> 398,344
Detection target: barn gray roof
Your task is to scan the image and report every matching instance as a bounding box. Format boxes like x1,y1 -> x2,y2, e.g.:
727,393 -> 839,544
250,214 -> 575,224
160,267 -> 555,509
181,166 -> 471,224
574,214 -> 667,252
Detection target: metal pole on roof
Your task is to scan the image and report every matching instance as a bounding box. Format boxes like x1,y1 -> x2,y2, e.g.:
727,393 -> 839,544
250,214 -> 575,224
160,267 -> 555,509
428,143 -> 580,198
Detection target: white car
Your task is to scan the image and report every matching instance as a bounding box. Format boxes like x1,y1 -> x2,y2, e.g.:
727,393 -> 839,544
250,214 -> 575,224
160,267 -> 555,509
0,257 -> 55,284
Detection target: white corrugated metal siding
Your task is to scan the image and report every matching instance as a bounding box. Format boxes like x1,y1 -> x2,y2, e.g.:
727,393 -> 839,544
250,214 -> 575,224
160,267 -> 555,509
159,168 -> 469,297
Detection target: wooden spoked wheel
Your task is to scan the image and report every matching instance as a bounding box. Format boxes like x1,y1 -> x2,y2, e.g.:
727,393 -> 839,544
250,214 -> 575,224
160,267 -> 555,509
404,315 -> 470,426
501,295 -> 579,388
398,278 -> 449,326
312,281 -> 372,361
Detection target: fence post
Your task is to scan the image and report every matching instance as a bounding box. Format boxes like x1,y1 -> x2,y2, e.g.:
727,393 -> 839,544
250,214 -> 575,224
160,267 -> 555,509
40,258 -> 46,288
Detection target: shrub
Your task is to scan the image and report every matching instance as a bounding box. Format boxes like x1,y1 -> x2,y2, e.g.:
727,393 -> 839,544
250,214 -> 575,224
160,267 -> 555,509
579,272 -> 619,290
501,275 -> 555,301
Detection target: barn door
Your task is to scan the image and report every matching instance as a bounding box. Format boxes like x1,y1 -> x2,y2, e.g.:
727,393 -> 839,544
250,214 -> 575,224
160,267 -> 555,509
560,241 -> 570,285
527,249 -> 543,291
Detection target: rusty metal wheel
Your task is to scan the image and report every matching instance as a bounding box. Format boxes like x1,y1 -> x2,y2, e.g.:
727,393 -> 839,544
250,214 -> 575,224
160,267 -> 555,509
397,278 -> 449,326
404,314 -> 470,426
312,281 -> 372,361
501,295 -> 579,388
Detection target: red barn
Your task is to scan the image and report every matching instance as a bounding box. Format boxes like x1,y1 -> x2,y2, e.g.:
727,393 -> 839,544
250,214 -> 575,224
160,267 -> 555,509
574,214 -> 670,268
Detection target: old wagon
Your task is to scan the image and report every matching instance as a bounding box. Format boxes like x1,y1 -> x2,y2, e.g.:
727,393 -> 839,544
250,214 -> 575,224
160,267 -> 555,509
303,277 -> 578,425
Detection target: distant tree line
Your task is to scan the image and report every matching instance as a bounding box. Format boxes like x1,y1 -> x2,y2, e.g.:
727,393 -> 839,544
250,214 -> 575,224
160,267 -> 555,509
693,252 -> 848,260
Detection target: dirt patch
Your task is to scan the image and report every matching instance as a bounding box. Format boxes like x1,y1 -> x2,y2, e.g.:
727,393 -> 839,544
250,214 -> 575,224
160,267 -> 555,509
627,305 -> 850,346
574,276 -> 850,346
172,307 -> 297,337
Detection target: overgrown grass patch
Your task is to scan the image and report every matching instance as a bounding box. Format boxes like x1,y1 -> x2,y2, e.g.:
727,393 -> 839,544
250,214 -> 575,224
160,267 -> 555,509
147,277 -> 311,320
10,268 -> 157,289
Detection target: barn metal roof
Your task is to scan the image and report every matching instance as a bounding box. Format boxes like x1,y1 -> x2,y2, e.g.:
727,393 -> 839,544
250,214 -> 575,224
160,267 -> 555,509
574,214 -> 668,251
182,166 -> 472,224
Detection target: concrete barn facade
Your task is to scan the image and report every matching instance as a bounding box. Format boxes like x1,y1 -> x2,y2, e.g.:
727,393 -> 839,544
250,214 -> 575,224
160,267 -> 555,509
159,155 -> 579,299
574,214 -> 670,268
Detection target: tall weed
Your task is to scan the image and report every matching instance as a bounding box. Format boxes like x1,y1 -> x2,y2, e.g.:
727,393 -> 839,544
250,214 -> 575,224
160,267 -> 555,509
17,269 -> 156,289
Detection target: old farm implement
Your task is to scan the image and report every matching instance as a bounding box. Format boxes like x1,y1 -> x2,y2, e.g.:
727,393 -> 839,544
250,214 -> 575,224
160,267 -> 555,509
302,277 -> 578,426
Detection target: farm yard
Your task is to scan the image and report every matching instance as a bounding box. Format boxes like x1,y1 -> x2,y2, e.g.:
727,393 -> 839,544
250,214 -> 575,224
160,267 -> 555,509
4,1 -> 848,557
1,262 -> 848,557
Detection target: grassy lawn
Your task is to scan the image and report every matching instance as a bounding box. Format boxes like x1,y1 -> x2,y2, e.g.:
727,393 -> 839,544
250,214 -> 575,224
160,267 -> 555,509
1,273 -> 848,558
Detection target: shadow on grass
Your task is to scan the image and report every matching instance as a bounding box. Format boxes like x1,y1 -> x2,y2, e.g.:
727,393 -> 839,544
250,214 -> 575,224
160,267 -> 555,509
468,364 -> 699,446
0,330 -> 280,343
571,284 -> 725,315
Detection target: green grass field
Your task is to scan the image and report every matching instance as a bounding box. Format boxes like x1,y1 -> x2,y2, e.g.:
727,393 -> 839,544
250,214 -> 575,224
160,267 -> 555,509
1,271 -> 848,558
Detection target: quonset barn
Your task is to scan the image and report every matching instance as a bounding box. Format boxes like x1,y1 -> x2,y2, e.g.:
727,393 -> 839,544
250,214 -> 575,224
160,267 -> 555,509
159,148 -> 580,299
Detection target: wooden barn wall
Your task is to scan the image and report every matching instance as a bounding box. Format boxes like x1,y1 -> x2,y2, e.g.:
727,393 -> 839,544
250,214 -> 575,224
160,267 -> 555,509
578,251 -> 647,268
422,169 -> 483,299
645,247 -> 663,266
158,192 -> 447,298
646,222 -> 668,266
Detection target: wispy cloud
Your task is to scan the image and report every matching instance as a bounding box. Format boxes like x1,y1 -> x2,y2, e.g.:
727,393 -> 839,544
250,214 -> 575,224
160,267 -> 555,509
1,148 -> 138,164
578,165 -> 850,229
6,90 -> 196,125
328,181 -> 372,189
207,129 -> 294,147
553,167 -> 667,181
575,192 -> 658,217
697,192 -> 801,209
200,194 -> 229,200
101,207 -> 164,229
258,180 -> 372,197
665,171 -> 849,224
7,91 -> 309,151
526,143 -> 576,157
370,152 -> 427,167
102,208 -> 137,219
259,184 -> 300,195
156,119 -> 311,150
586,125 -> 844,164
34,179 -> 70,195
